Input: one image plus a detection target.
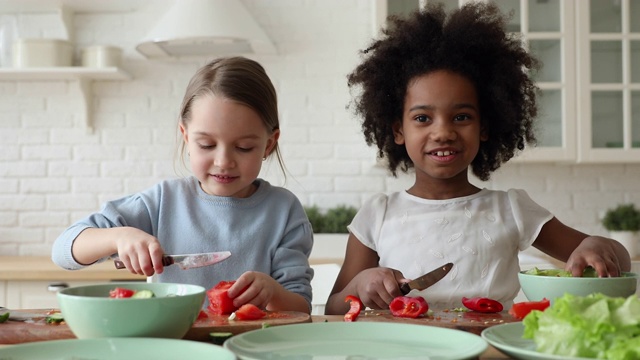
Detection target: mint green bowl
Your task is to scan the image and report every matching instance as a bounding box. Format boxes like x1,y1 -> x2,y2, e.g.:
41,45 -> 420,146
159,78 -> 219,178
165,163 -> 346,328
57,282 -> 205,339
518,270 -> 639,303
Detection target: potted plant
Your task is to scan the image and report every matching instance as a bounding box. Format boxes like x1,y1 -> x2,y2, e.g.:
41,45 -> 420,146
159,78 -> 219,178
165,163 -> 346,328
304,205 -> 358,262
602,203 -> 640,257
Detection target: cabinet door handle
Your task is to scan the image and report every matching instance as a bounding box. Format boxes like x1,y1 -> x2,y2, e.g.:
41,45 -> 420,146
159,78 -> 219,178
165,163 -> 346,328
47,282 -> 69,292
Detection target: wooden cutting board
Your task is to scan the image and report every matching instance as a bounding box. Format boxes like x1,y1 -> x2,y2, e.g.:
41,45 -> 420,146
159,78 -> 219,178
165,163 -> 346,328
354,309 -> 520,335
184,311 -> 311,341
0,309 -> 310,344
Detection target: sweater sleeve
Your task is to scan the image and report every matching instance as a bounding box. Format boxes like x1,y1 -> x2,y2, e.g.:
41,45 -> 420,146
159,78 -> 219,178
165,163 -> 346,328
269,198 -> 314,311
51,192 -> 156,270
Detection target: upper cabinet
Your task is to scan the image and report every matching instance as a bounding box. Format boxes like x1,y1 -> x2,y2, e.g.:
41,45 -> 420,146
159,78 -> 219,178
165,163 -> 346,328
576,0 -> 640,162
382,0 -> 640,164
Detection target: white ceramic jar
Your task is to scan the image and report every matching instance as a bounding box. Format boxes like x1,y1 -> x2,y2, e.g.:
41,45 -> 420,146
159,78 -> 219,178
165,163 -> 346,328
81,45 -> 122,68
12,39 -> 73,68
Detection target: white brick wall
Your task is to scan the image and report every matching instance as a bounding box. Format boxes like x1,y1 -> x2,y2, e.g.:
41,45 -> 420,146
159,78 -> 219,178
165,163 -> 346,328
0,0 -> 639,256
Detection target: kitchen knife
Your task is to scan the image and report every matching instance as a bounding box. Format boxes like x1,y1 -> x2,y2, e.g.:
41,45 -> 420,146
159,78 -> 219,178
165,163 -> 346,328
113,251 -> 231,270
0,307 -> 47,322
400,262 -> 453,295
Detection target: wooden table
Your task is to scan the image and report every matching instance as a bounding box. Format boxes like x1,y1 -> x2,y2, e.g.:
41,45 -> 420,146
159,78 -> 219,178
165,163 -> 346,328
0,311 -> 514,359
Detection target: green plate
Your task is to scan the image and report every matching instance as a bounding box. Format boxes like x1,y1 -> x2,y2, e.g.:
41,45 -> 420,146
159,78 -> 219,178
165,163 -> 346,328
224,322 -> 487,359
0,338 -> 235,360
481,322 -> 593,360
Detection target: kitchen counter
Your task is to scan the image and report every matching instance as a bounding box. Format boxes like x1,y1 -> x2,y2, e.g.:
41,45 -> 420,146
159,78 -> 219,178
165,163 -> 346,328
0,256 -> 145,281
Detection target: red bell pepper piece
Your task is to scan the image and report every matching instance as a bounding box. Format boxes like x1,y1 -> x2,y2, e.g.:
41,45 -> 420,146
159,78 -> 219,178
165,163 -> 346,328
344,295 -> 363,322
461,297 -> 503,313
206,280 -> 238,315
234,304 -> 267,321
508,298 -> 550,320
109,287 -> 135,298
389,296 -> 429,318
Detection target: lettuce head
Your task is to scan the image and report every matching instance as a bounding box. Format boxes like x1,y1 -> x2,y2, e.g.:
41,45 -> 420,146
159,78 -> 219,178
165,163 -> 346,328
523,293 -> 640,359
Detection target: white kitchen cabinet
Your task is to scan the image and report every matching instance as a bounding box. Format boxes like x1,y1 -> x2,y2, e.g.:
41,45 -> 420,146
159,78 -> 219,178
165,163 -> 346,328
382,0 -> 640,164
0,281 -> 6,307
576,0 -> 640,163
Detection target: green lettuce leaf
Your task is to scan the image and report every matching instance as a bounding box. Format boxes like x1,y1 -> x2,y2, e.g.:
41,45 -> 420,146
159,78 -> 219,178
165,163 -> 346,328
523,267 -> 598,277
523,293 -> 640,359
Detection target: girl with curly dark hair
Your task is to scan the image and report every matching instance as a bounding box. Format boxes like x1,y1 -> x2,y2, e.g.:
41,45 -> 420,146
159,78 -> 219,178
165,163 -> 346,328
326,2 -> 630,315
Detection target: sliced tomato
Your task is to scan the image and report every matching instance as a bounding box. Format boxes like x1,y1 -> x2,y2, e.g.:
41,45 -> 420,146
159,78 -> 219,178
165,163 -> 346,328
389,296 -> 429,318
344,295 -> 363,322
109,287 -> 135,298
206,280 -> 238,315
508,298 -> 550,320
234,304 -> 266,321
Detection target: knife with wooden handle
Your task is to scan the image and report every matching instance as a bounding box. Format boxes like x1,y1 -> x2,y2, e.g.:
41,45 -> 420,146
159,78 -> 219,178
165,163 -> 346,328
400,262 -> 453,295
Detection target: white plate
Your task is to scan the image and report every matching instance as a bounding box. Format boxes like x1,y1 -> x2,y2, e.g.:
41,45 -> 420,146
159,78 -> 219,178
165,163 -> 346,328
224,322 -> 487,359
481,322 -> 593,360
0,337 -> 235,360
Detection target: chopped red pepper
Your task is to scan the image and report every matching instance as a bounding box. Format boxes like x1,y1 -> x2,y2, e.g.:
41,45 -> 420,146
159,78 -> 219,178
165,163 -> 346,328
344,295 -> 363,322
461,297 -> 503,313
234,304 -> 267,321
508,298 -> 550,320
389,296 -> 429,318
109,287 -> 135,298
206,281 -> 238,315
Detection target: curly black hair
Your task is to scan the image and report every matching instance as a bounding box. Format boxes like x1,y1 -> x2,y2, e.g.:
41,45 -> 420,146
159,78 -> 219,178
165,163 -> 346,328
347,2 -> 539,181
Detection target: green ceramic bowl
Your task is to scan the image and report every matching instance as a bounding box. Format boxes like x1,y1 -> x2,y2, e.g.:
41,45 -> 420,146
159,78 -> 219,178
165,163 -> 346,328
57,282 -> 205,339
518,270 -> 639,303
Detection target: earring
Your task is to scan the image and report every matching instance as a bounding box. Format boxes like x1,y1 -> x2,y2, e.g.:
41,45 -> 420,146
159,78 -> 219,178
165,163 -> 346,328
262,156 -> 267,161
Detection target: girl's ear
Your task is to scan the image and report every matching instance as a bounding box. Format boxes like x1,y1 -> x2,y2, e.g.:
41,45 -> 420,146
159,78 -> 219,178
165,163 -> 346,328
179,123 -> 189,143
392,121 -> 405,145
264,129 -> 281,157
480,125 -> 489,141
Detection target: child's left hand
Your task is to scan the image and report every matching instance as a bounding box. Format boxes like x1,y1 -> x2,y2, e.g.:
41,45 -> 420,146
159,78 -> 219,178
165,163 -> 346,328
564,236 -> 630,277
226,271 -> 280,309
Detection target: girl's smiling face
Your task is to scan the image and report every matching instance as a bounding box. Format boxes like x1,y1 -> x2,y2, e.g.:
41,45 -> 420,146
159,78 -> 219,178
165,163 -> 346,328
394,70 -> 487,190
180,94 -> 279,198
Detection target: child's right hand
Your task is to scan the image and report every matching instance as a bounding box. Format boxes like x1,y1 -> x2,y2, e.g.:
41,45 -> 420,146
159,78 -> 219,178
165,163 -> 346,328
350,267 -> 406,309
113,227 -> 165,276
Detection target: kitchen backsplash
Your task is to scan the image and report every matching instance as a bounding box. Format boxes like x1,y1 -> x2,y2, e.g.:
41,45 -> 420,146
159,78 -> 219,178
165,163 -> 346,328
0,0 -> 639,256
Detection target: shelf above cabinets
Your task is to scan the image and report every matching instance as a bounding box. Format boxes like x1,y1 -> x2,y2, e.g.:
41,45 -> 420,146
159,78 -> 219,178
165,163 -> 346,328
0,67 -> 132,132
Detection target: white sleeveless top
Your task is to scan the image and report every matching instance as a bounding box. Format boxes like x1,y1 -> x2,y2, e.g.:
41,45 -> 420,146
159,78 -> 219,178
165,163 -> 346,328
348,188 -> 553,309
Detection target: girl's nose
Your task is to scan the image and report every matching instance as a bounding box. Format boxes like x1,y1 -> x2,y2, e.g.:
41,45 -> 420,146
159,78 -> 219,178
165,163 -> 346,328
430,120 -> 457,142
213,149 -> 235,169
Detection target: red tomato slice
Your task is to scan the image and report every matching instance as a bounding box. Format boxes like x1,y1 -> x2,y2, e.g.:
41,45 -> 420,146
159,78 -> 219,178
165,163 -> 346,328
206,281 -> 238,315
508,298 -> 550,320
389,296 -> 429,318
344,295 -> 363,322
109,287 -> 135,298
234,304 -> 266,321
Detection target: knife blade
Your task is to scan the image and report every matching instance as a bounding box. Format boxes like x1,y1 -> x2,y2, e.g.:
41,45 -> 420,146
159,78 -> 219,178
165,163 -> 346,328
0,307 -> 47,322
400,262 -> 453,295
113,251 -> 231,270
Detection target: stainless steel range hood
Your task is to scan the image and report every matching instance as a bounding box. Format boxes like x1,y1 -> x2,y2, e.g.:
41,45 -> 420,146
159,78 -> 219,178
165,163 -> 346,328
136,0 -> 276,59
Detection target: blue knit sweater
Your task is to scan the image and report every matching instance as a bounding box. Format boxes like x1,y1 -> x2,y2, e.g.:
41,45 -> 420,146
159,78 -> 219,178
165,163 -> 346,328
52,177 -> 314,308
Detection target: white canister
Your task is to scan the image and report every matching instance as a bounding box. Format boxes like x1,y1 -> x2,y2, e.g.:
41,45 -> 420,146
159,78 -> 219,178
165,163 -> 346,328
81,45 -> 122,68
12,39 -> 73,68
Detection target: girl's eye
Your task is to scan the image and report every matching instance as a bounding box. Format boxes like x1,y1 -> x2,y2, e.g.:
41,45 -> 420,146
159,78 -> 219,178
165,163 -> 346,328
237,147 -> 254,152
415,115 -> 429,123
198,144 -> 214,149
454,114 -> 471,122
